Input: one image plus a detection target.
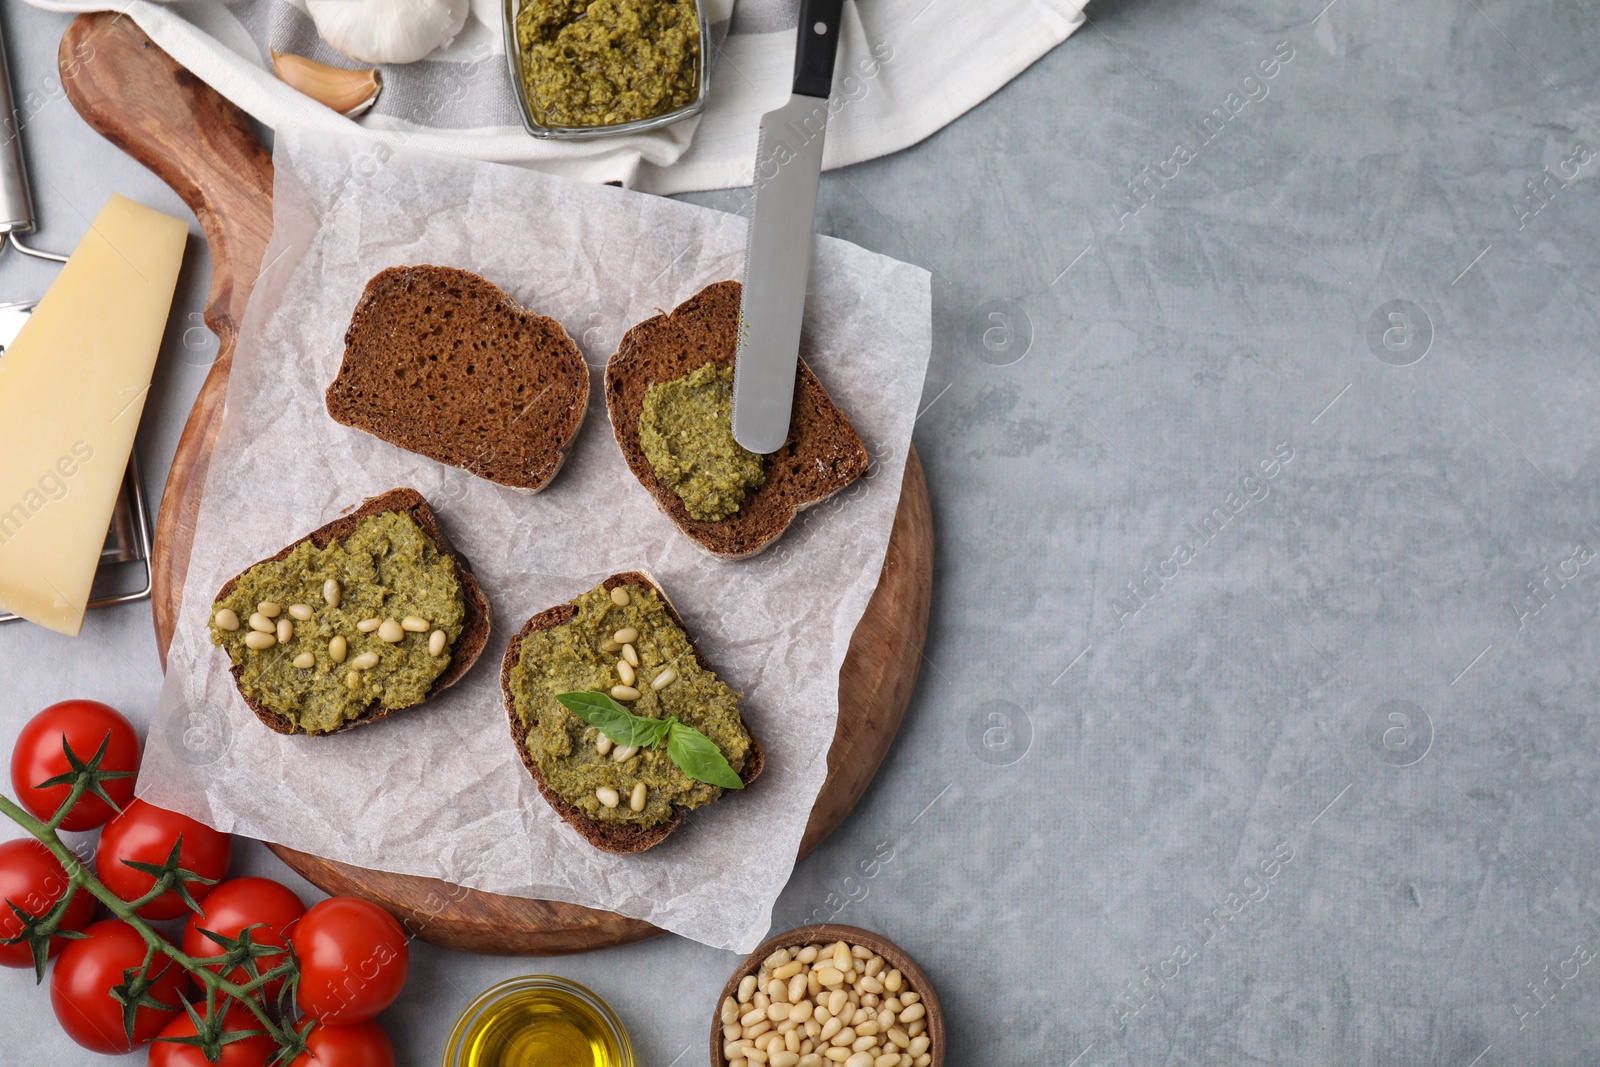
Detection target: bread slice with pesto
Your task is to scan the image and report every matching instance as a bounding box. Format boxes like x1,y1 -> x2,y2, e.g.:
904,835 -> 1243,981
325,265 -> 590,493
209,488 -> 491,737
500,572 -> 763,854
604,280 -> 870,559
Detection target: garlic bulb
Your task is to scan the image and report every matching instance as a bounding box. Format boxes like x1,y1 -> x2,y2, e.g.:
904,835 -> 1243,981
306,0 -> 470,65
271,51 -> 383,116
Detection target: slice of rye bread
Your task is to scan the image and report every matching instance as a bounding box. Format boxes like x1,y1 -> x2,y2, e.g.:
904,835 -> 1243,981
215,488 -> 491,737
500,571 -> 764,854
604,280 -> 870,559
326,265 -> 590,492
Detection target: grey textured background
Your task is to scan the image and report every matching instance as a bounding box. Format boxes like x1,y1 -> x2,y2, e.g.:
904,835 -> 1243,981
3,0 -> 1599,1064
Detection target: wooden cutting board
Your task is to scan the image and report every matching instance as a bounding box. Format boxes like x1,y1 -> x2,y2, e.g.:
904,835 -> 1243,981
60,12 -> 933,955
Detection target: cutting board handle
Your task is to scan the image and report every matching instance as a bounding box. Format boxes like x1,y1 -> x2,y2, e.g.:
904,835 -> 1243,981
59,12 -> 275,661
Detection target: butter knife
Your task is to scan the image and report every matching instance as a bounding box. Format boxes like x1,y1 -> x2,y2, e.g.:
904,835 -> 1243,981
731,0 -> 846,455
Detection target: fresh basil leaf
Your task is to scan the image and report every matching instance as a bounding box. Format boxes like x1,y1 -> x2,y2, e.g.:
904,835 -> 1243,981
666,722 -> 743,789
555,692 -> 671,747
630,717 -> 674,748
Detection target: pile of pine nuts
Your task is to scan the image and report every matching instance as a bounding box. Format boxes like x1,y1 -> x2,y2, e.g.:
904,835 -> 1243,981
214,577 -> 450,690
720,939 -> 932,1067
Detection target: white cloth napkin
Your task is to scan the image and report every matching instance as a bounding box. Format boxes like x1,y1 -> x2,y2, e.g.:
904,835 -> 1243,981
25,0 -> 1086,192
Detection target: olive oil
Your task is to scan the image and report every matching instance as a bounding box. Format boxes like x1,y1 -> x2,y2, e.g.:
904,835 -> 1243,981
445,977 -> 633,1067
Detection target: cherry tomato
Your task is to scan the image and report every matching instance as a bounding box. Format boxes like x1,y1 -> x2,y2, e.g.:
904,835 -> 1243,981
11,700 -> 140,831
50,918 -> 184,1053
290,1021 -> 395,1067
96,799 -> 232,920
182,877 -> 304,995
291,898 -> 408,1024
0,838 -> 96,968
148,1003 -> 276,1067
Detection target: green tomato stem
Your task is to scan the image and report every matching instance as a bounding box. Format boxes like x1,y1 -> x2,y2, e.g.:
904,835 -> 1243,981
43,775 -> 91,834
0,794 -> 298,1046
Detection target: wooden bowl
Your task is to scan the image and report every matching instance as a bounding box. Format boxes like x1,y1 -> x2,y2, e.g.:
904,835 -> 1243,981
711,924 -> 944,1067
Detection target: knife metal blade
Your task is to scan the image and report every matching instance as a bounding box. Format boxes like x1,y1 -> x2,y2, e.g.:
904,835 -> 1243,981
732,0 -> 846,455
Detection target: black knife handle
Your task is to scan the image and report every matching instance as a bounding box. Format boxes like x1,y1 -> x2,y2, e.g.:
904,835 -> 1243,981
793,0 -> 847,98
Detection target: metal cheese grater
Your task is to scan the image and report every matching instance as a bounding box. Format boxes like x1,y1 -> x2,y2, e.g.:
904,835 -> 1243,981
0,24 -> 154,623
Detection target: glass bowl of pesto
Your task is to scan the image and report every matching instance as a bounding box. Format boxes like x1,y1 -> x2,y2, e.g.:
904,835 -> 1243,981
502,0 -> 712,140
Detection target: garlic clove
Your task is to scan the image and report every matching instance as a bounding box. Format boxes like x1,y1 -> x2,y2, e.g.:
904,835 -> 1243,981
306,0 -> 470,66
271,51 -> 383,117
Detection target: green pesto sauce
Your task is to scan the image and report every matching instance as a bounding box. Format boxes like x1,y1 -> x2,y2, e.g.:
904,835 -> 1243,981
516,0 -> 700,128
509,581 -> 751,828
638,363 -> 765,522
210,512 -> 465,736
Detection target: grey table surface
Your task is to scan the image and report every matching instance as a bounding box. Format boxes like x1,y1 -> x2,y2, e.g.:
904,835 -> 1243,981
4,1 -> 1599,1064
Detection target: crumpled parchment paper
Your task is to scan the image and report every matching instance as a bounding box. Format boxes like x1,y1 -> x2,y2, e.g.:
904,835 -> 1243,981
139,127 -> 931,952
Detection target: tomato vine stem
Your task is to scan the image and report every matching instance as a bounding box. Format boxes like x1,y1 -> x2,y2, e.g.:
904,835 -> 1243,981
0,793 -> 303,1053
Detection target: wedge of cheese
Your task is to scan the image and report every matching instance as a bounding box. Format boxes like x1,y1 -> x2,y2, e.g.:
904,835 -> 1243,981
0,194 -> 187,635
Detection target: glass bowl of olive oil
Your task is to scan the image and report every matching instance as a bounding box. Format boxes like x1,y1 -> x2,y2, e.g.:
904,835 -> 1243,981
443,976 -> 634,1067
